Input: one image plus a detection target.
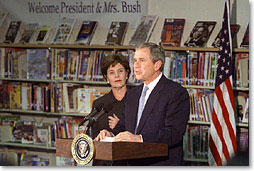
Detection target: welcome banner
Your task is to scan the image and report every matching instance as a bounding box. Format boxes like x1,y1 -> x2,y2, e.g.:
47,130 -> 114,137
0,0 -> 147,28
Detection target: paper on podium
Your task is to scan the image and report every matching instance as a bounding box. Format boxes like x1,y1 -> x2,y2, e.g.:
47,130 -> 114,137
100,136 -> 115,142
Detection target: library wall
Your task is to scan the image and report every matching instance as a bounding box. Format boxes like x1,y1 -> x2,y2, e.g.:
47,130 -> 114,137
0,0 -> 250,166
0,0 -> 250,47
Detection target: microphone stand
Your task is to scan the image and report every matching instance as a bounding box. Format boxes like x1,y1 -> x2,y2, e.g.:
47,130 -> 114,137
85,118 -> 95,138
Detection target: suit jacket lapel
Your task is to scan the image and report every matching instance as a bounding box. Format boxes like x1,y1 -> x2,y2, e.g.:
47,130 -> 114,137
136,76 -> 167,134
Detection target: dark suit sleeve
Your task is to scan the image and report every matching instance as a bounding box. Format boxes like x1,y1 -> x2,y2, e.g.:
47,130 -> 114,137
142,86 -> 190,147
112,92 -> 128,135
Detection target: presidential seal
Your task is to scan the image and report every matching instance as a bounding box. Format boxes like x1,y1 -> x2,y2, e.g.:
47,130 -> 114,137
71,133 -> 94,165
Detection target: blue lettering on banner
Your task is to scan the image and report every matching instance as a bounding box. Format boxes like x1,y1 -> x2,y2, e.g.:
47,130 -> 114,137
27,0 -> 142,14
122,1 -> 141,13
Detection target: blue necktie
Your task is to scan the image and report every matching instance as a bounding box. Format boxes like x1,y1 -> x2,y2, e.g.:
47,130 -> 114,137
135,86 -> 149,134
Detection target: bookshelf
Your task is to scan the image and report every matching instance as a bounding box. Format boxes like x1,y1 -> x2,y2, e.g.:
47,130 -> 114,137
0,43 -> 249,166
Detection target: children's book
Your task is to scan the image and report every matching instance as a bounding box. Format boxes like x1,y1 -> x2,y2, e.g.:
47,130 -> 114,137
27,49 -> 49,79
35,25 -> 51,44
4,21 -> 21,43
160,18 -> 185,47
52,18 -> 76,44
19,23 -> 39,44
105,21 -> 129,45
129,15 -> 158,46
184,21 -> 216,47
240,24 -> 249,47
75,21 -> 97,45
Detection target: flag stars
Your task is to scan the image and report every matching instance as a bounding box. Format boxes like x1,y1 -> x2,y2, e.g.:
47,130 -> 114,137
221,66 -> 225,71
225,70 -> 229,74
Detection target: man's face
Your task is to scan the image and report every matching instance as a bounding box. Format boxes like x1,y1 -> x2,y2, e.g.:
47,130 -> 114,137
133,48 -> 160,84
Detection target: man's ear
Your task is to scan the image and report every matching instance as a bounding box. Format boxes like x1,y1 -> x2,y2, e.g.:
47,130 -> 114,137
154,60 -> 162,71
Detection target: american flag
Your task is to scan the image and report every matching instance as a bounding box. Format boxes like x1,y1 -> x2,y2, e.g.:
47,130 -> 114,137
208,0 -> 237,166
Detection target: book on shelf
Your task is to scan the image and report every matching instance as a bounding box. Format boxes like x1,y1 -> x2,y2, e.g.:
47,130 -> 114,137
10,82 -> 21,109
187,89 -> 213,122
235,91 -> 248,123
27,49 -> 49,79
240,24 -> 249,47
0,125 -> 12,142
1,48 -> 27,79
238,57 -> 249,88
21,83 -> 32,110
242,97 -> 248,123
74,21 -> 97,45
236,128 -> 248,152
0,82 -> 11,109
129,15 -> 158,46
4,21 -> 22,43
56,156 -> 75,166
21,120 -> 35,144
0,115 -> 20,142
78,50 -> 90,81
20,154 -> 50,166
62,83 -> 82,113
183,125 -> 209,160
184,21 -> 216,47
35,25 -> 51,44
165,51 -> 218,87
212,24 -> 240,48
73,88 -> 108,114
12,120 -> 23,143
160,18 -> 185,47
0,150 -> 20,166
234,52 -> 249,87
52,17 -> 76,44
105,21 -> 129,45
33,122 -> 49,146
19,23 -> 39,44
74,88 -> 95,114
16,48 -> 27,79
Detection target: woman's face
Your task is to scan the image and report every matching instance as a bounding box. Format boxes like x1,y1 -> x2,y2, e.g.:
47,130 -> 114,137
106,63 -> 128,89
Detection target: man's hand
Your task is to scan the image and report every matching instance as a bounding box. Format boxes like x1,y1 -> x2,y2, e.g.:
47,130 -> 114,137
114,131 -> 142,142
108,114 -> 119,129
94,129 -> 114,141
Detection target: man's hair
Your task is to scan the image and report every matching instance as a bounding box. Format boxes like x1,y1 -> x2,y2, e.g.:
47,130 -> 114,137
100,53 -> 130,80
136,42 -> 165,71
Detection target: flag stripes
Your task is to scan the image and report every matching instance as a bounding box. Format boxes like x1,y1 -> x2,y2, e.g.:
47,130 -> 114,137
209,0 -> 237,165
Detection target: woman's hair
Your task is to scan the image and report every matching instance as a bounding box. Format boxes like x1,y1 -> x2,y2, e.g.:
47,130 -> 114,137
100,53 -> 130,80
136,42 -> 165,71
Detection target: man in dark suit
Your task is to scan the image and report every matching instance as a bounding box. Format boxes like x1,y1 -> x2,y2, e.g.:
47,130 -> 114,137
95,42 -> 190,166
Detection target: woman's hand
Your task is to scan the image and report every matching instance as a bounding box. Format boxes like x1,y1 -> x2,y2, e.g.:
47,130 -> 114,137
108,114 -> 119,129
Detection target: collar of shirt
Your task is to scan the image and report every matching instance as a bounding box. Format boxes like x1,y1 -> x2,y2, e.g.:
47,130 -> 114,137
142,72 -> 162,104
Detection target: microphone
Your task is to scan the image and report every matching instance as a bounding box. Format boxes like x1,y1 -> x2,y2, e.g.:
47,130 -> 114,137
93,103 -> 113,122
78,103 -> 104,127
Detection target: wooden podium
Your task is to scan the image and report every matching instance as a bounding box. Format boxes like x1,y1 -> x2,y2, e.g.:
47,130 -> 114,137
56,139 -> 168,161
